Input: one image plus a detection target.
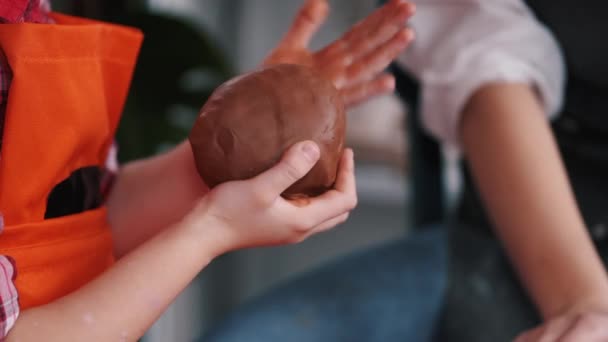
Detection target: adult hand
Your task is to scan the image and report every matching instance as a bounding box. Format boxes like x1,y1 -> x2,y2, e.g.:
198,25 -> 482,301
515,311 -> 608,342
264,0 -> 415,107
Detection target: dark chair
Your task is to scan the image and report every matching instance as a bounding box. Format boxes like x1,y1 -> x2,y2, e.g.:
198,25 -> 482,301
389,64 -> 453,342
390,64 -> 446,229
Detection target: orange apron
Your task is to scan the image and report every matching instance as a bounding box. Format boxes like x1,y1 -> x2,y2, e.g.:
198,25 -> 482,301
0,13 -> 142,309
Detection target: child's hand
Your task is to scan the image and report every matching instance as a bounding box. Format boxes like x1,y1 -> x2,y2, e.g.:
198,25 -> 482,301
183,141 -> 357,254
515,311 -> 608,342
264,0 -> 415,108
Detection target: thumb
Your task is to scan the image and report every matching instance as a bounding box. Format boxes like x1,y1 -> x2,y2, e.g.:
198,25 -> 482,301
253,141 -> 320,195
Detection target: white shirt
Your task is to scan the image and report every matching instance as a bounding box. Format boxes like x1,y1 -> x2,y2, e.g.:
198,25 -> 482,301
397,0 -> 565,149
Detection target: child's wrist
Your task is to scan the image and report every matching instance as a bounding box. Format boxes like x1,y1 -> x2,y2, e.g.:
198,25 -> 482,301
176,204 -> 234,260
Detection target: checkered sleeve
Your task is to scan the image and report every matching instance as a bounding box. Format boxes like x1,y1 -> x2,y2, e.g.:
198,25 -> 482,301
0,250 -> 19,340
0,27 -> 19,342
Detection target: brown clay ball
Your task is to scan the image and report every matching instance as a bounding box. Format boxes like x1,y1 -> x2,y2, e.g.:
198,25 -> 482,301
189,63 -> 346,197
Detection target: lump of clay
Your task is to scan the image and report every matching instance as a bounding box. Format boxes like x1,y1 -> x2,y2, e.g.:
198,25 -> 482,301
189,63 -> 346,197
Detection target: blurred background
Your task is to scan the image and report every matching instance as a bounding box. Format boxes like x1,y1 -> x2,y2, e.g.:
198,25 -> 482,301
50,1 -> 451,341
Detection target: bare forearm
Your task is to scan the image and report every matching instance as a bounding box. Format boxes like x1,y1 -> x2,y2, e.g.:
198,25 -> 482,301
7,218 -> 219,342
107,141 -> 208,257
461,83 -> 608,318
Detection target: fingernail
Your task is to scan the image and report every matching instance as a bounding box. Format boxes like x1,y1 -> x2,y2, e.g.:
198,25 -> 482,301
302,142 -> 320,162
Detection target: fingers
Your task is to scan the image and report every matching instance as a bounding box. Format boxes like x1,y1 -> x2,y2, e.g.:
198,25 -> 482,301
310,212 -> 350,234
318,0 -> 414,61
340,28 -> 413,87
343,0 -> 413,58
286,211 -> 350,245
341,73 -> 395,107
333,148 -> 356,194
289,149 -> 357,226
561,313 -> 608,342
310,0 -> 414,98
359,0 -> 414,55
514,328 -> 543,342
253,141 -> 320,198
281,0 -> 329,48
514,315 -> 577,342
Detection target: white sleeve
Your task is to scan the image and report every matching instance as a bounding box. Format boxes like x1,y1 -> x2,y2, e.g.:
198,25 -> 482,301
397,0 -> 565,148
